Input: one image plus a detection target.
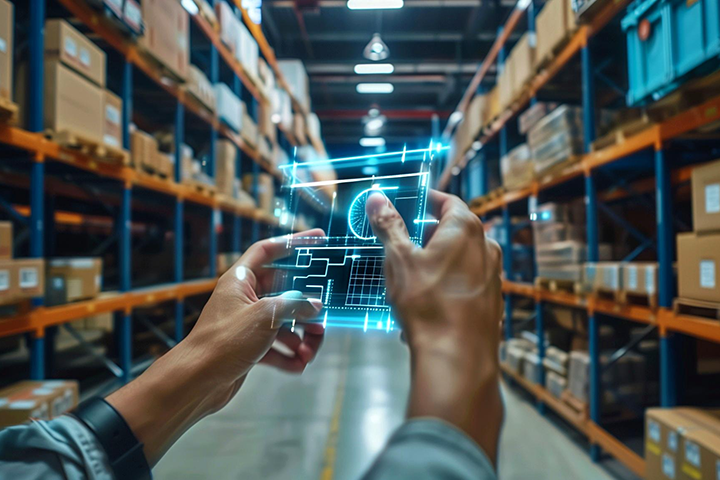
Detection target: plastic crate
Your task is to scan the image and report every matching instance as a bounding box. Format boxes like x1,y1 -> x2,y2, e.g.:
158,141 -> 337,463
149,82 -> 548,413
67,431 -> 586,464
623,0 -> 720,105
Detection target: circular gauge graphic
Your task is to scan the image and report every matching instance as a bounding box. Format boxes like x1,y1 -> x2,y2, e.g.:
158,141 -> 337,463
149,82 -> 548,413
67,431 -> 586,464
348,188 -> 380,240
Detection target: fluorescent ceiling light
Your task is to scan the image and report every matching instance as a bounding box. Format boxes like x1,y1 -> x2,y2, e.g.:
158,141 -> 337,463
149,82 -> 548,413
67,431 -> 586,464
354,63 -> 394,75
365,117 -> 384,131
181,0 -> 199,15
348,0 -> 403,10
360,137 -> 386,147
356,83 -> 394,94
368,107 -> 380,117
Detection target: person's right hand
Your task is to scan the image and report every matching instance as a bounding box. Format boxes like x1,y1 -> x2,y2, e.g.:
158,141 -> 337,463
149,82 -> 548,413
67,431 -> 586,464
365,188 -> 504,465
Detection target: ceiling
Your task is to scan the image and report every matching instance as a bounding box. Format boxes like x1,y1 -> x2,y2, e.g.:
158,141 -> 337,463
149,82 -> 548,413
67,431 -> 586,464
262,0 -> 517,153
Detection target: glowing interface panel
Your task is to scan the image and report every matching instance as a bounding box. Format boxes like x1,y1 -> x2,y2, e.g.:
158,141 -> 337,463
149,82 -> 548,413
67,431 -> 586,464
273,146 -> 440,330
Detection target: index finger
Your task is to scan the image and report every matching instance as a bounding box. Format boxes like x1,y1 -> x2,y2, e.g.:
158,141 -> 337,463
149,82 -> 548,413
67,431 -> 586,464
425,190 -> 483,249
240,228 -> 326,271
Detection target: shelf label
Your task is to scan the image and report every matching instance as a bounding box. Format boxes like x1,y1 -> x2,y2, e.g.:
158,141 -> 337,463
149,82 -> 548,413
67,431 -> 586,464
700,260 -> 716,289
79,48 -> 91,68
706,183 -> 720,214
0,38 -> 6,53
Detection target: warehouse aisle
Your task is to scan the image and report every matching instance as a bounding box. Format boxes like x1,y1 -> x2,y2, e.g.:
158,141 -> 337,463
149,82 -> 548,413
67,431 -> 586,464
154,329 -> 630,480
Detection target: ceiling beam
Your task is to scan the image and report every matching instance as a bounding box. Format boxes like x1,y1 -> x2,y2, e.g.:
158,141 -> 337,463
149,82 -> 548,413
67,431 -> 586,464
316,109 -> 452,119
270,31 -> 520,42
306,62 -> 495,75
266,0 -> 486,7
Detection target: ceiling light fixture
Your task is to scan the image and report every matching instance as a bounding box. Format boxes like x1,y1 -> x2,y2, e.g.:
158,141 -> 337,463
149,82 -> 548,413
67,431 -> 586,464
365,117 -> 385,132
360,137 -> 386,147
347,0 -> 403,10
354,63 -> 394,75
363,33 -> 390,61
368,107 -> 380,117
356,83 -> 394,94
181,0 -> 199,15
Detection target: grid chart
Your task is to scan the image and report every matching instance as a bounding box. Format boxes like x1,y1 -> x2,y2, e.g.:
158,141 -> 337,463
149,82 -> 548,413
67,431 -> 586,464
346,256 -> 387,307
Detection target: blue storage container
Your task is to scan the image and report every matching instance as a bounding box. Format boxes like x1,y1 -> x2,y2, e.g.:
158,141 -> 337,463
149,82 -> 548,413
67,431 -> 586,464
622,0 -> 720,105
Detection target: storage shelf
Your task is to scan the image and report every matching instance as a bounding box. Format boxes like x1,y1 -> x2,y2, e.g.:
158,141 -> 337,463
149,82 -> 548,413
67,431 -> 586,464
500,363 -> 646,478
0,279 -> 217,339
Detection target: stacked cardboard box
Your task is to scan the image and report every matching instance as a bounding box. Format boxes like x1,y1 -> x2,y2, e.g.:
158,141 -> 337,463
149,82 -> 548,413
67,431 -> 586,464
278,59 -> 310,113
242,109 -> 259,149
677,159 -> 720,304
645,408 -> 720,480
186,65 -> 216,113
500,143 -> 533,190
236,22 -> 259,86
45,258 -> 102,306
512,33 -> 536,97
536,0 -> 576,67
519,102 -> 559,135
485,85 -> 501,125
216,1 -> 239,53
0,222 -> 45,305
139,0 -> 188,81
528,105 -> 583,175
544,346 -> 570,398
258,58 -> 276,99
0,381 -> 79,428
130,130 -> 172,177
498,55 -> 516,112
466,95 -> 486,143
215,139 -> 236,197
215,83 -> 243,132
583,262 -> 660,298
243,173 -> 274,213
0,0 -> 13,103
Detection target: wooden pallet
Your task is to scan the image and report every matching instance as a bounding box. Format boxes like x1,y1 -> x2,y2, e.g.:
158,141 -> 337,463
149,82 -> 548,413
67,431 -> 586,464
184,179 -> 217,197
136,45 -> 186,85
647,68 -> 720,122
535,277 -> 583,295
591,114 -> 654,152
48,130 -> 131,166
0,97 -> 18,125
618,290 -> 658,310
674,297 -> 720,320
593,287 -> 622,303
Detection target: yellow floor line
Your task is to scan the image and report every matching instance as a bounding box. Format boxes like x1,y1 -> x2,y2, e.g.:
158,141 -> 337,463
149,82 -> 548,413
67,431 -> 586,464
320,333 -> 351,480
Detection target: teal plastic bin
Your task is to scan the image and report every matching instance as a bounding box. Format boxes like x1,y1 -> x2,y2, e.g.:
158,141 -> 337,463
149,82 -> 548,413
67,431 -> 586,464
622,0 -> 720,105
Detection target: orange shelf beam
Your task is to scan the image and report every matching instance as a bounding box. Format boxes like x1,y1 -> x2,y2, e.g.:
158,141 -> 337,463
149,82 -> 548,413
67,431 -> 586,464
588,422 -> 646,478
659,308 -> 720,343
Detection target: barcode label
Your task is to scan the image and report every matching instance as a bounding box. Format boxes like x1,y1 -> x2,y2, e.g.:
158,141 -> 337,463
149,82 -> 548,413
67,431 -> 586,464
700,260 -> 716,289
20,268 -> 38,288
106,104 -> 120,124
628,267 -> 638,291
64,37 -> 77,58
686,441 -> 701,467
663,453 -> 675,479
0,270 -> 8,291
706,183 -> 720,214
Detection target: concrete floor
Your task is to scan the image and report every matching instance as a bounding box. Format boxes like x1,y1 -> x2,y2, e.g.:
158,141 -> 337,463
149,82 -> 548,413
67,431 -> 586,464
154,329 -> 638,480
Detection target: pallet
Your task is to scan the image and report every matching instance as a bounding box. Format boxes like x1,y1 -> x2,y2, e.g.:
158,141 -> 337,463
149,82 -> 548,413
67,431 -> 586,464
674,297 -> 720,321
591,114 -> 654,152
535,277 -> 583,295
647,68 -> 720,122
136,45 -> 186,85
593,287 -> 622,303
536,30 -> 575,71
617,290 -> 658,310
535,155 -> 583,185
48,130 -> 131,166
184,179 -> 217,197
0,97 -> 18,125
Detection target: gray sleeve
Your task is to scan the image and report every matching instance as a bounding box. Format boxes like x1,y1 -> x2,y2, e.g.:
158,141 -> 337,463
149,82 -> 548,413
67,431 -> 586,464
361,419 -> 497,480
0,415 -> 114,480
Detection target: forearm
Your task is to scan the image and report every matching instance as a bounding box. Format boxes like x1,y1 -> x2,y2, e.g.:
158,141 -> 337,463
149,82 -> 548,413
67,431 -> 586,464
105,335 -> 231,466
408,336 -> 503,466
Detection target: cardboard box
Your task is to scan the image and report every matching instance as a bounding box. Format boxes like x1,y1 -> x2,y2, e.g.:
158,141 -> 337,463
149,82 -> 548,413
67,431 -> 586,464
131,130 -> 159,172
677,232 -> 720,302
243,173 -> 274,212
139,0 -> 189,81
237,22 -> 259,84
278,59 -> 310,113
0,259 -> 12,305
466,95 -> 486,141
258,101 -> 276,142
45,19 -> 106,88
512,33 -> 535,95
584,262 -> 623,293
180,143 -> 195,183
215,1 -> 238,54
536,0 -> 575,65
44,59 -> 104,143
47,258 -> 102,303
692,159 -> 720,233
0,380 -> 79,428
242,112 -> 258,149
0,258 -> 45,303
215,83 -> 242,132
0,221 -> 11,259
186,65 -> 215,112
486,85 -> 501,124
622,262 -> 658,296
154,151 -> 174,178
0,0 -> 13,101
498,56 -> 515,111
215,139 -> 236,197
103,90 -> 122,149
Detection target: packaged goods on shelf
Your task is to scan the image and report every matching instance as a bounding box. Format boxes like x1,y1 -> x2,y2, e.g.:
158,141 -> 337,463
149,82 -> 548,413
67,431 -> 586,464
531,200 -> 585,225
537,264 -> 585,282
528,106 -> 583,174
258,136 -> 271,162
194,0 -> 218,31
0,0 -> 13,102
186,65 -> 216,113
217,252 -> 242,274
215,139 -> 237,197
571,0 -> 605,21
677,232 -> 720,303
130,129 -> 159,172
46,258 -> 102,305
0,258 -> 45,305
622,0 -> 720,106
536,0 -> 576,66
214,83 -> 243,132
692,159 -> 720,233
519,102 -> 559,135
485,85 -> 501,125
103,91 -> 122,149
0,222 -> 11,260
273,142 -> 289,168
543,346 -> 569,377
139,0 -> 188,81
522,351 -> 542,384
278,59 -> 310,113
0,380 -> 79,428
215,0 -> 238,53
179,144 -> 195,182
258,102 -> 277,143
506,345 -> 527,374
512,33 -> 535,96
466,95 -> 486,141
235,185 -> 256,208
622,262 -> 658,297
498,55 -> 516,111
536,241 -> 611,267
532,130 -> 584,174
45,19 -> 106,88
532,222 -> 584,245
272,88 -> 293,132
500,143 -> 534,189
545,371 -> 567,398
122,0 -> 143,36
243,173 -> 275,213
567,350 -> 590,403
236,23 -> 259,85
583,262 -> 623,293
154,151 -> 174,178
241,110 -> 259,149
258,58 -> 276,95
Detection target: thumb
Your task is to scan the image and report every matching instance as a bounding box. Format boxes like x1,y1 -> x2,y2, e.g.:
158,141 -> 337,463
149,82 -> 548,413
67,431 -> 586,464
365,191 -> 414,253
260,290 -> 323,329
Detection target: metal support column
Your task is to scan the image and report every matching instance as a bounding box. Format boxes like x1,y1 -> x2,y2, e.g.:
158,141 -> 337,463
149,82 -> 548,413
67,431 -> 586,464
29,0 -> 45,132
122,62 -> 132,149
503,206 -> 513,341
118,185 -> 132,384
29,152 -> 45,377
589,313 -> 601,461
29,335 -> 45,380
656,147 -> 678,407
581,44 -> 596,151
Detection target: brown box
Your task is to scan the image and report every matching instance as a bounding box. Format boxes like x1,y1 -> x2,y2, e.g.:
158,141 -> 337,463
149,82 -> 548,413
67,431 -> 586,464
44,59 -> 104,143
186,65 -> 215,112
646,408 -> 705,480
44,19 -> 106,88
692,159 -> 720,233
103,90 -> 123,149
0,380 -> 79,428
0,258 -> 45,305
131,130 -> 159,172
677,232 -> 720,303
241,112 -> 258,149
215,139 -> 236,197
0,0 -> 13,101
679,414 -> 720,480
139,0 -> 189,81
498,55 -> 515,111
512,33 -> 535,96
154,151 -> 174,179
0,259 -> 12,305
536,0 -> 575,65
243,173 -> 274,212
466,94 -> 486,142
48,258 -> 102,303
0,221 -> 11,260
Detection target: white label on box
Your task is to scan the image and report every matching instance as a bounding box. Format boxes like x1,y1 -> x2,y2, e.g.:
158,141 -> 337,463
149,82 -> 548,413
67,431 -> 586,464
10,400 -> 37,409
19,268 -> 38,288
686,441 -> 701,467
103,134 -> 119,148
706,183 -> 720,214
700,260 -> 716,289
79,48 -> 91,67
663,453 -> 676,479
106,104 -> 120,125
32,388 -> 53,396
646,266 -> 656,294
0,399 -> 7,407
0,270 -> 8,291
668,431 -> 678,452
649,420 -> 661,443
63,37 -> 77,58
628,267 -> 638,291
0,38 -> 6,53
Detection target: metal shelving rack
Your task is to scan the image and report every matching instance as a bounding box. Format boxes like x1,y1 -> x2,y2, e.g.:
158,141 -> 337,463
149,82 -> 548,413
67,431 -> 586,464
0,0 -> 322,386
438,0 -> 720,477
